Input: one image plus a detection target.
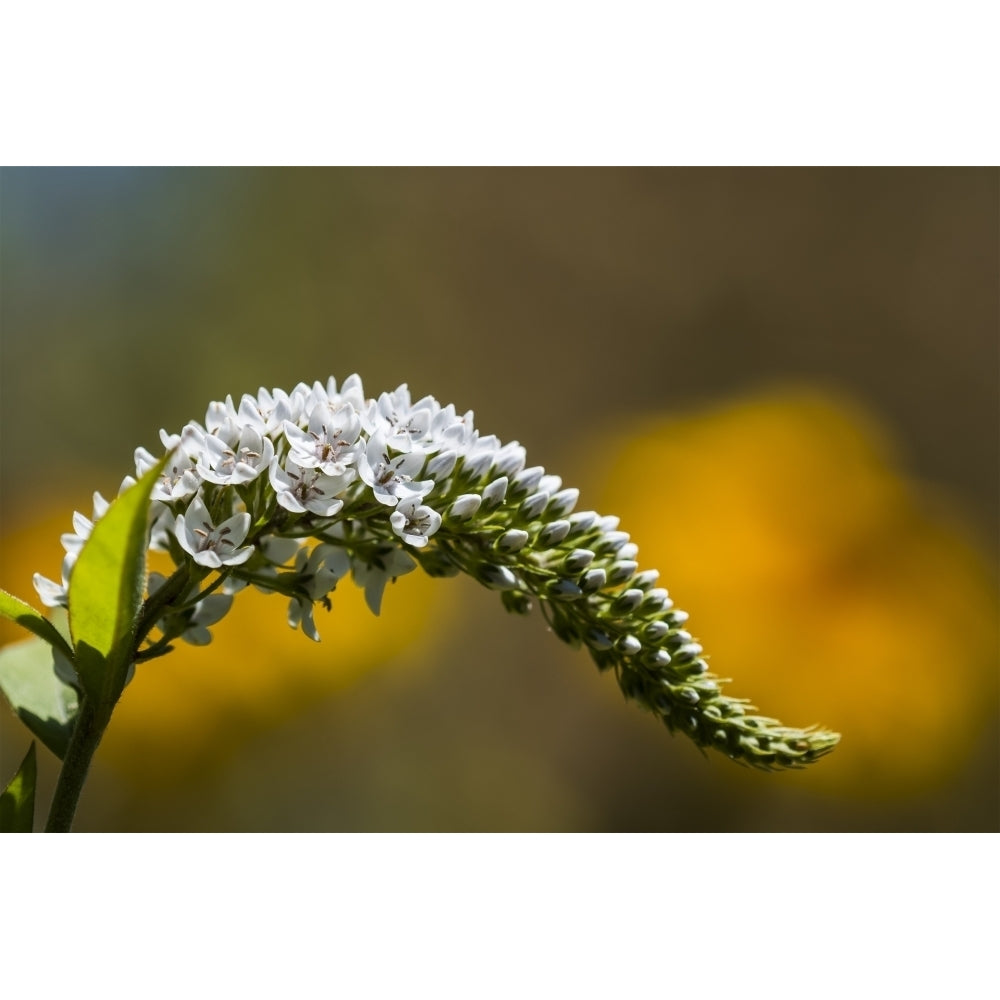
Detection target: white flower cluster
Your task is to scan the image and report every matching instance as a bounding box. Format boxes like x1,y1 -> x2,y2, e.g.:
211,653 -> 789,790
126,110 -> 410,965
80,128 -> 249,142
33,374 -> 840,769
35,375 -> 525,640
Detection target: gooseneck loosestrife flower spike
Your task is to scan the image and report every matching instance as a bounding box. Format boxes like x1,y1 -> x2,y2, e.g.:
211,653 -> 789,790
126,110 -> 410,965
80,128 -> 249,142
4,375 -> 839,831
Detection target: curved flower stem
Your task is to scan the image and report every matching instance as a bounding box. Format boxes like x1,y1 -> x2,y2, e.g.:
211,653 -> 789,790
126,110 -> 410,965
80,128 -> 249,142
44,696 -> 109,833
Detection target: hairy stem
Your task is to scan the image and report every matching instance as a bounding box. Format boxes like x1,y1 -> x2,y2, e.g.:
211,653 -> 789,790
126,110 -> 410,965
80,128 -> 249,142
44,697 -> 108,833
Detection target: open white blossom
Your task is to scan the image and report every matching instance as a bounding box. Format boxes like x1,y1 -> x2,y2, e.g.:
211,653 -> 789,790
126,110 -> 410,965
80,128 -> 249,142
269,457 -> 354,516
286,544 -> 351,640
197,425 -> 274,486
389,498 -> 442,548
175,493 -> 254,568
357,433 -> 433,507
283,403 -> 362,476
351,545 -> 418,615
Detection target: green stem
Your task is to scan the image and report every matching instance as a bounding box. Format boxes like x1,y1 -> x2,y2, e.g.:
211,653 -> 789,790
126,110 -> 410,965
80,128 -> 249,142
44,697 -> 109,833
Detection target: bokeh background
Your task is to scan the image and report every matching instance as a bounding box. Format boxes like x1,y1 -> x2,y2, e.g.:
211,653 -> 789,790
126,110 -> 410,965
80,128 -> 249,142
1,167 -> 996,831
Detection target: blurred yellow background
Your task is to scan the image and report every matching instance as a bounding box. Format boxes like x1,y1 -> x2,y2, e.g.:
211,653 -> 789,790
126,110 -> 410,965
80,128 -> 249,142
1,168 -> 996,830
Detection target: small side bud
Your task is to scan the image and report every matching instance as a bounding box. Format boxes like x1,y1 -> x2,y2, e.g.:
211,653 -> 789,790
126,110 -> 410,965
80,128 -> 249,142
580,567 -> 607,593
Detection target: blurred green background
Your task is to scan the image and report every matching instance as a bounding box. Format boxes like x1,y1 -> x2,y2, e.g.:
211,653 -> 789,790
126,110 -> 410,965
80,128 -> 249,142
1,167 -> 996,831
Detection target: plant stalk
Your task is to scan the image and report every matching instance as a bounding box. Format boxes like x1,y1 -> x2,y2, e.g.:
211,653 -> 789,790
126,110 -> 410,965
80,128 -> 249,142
44,697 -> 109,833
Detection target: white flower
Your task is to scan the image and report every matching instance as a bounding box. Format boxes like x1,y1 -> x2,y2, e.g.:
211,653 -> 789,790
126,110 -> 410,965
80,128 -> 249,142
461,433 -> 501,480
259,535 -> 304,567
148,572 -> 233,645
269,457 -> 354,516
33,492 -> 111,607
175,493 -> 254,568
390,498 -> 442,548
286,543 -> 351,640
33,563 -> 70,608
363,386 -> 436,452
197,425 -> 275,486
236,387 -> 299,436
428,403 -> 476,451
357,433 -> 433,507
137,426 -> 202,501
283,403 -> 362,476
492,440 -> 527,477
181,594 -> 234,645
351,544 -> 417,615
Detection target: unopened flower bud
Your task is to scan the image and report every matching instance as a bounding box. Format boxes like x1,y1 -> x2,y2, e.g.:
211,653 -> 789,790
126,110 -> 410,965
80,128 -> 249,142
567,510 -> 599,536
672,642 -> 704,663
518,491 -> 550,521
616,634 -> 642,656
493,442 -> 527,477
607,560 -> 639,585
644,621 -> 669,641
481,476 -> 508,510
496,529 -> 530,553
447,494 -> 482,521
596,531 -> 630,554
580,567 -> 607,592
640,588 -> 672,613
501,589 -> 533,615
479,564 -> 520,590
426,450 -> 458,479
586,629 -> 614,651
510,465 -> 545,497
547,488 -> 579,518
537,519 -> 571,547
612,588 -> 644,613
562,548 -> 595,573
546,578 -> 583,600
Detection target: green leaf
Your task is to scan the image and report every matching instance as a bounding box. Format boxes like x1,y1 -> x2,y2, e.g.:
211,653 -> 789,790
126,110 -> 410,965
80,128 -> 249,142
68,456 -> 169,706
0,588 -> 75,662
1,742 -> 37,833
0,636 -> 79,759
